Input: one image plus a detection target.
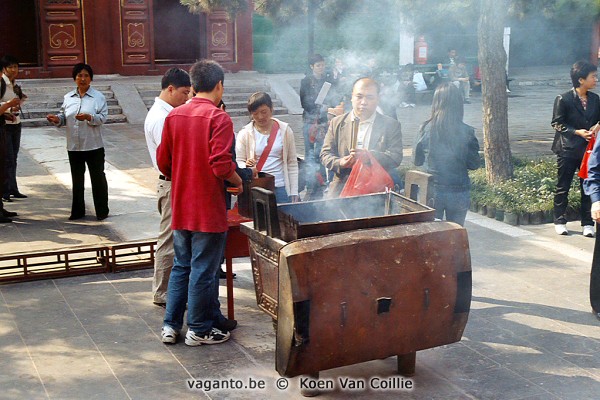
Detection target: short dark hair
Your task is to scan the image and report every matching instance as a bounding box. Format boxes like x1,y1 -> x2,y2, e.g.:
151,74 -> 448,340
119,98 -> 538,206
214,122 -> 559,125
571,60 -> 597,88
189,60 -> 224,93
309,54 -> 324,67
352,77 -> 380,95
247,92 -> 273,113
72,63 -> 94,80
161,68 -> 191,89
1,55 -> 19,69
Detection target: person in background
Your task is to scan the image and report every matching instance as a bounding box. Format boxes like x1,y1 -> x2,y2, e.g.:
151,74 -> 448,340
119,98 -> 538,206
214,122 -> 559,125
0,97 -> 21,222
551,60 -> 599,237
300,54 -> 330,199
46,63 -> 109,221
236,92 -> 299,204
320,77 -> 403,198
144,68 -> 191,308
0,55 -> 27,201
157,60 -> 242,346
583,121 -> 600,322
450,57 -> 471,104
414,83 -> 480,226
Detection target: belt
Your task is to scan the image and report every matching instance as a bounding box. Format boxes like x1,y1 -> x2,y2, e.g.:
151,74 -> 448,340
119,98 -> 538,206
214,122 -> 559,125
159,175 -> 171,181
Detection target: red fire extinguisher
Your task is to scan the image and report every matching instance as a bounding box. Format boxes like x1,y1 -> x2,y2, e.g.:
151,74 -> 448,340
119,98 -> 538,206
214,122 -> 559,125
414,36 -> 428,65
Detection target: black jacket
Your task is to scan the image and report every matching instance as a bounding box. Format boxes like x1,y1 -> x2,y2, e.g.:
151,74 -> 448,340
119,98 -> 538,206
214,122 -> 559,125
414,122 -> 480,190
551,88 -> 600,160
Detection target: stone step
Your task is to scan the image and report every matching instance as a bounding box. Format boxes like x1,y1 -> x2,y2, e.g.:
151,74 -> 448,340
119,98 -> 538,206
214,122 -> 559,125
135,84 -> 271,95
21,85 -> 113,94
24,91 -> 115,100
21,105 -> 123,119
138,89 -> 271,102
141,98 -> 282,109
22,98 -> 120,109
21,114 -> 127,128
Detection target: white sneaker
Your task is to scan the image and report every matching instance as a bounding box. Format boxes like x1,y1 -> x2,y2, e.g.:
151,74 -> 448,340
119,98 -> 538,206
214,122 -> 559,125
161,325 -> 179,344
583,225 -> 595,237
185,327 -> 230,346
554,224 -> 568,235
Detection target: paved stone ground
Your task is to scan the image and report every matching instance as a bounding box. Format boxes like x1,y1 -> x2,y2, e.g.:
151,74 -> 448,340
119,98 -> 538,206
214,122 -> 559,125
0,66 -> 598,399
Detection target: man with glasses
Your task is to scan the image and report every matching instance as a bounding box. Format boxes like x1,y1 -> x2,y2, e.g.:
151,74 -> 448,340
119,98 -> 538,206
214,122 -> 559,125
320,77 -> 403,198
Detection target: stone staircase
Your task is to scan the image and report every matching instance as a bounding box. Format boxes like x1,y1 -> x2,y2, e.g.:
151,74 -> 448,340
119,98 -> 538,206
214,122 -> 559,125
136,81 -> 288,117
16,84 -> 127,128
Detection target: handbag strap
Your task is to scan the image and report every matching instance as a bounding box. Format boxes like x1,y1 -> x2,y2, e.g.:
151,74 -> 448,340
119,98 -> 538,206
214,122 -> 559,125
256,120 -> 280,172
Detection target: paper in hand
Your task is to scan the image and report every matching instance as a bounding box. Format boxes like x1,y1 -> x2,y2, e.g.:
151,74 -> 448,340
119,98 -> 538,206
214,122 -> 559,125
315,82 -> 332,105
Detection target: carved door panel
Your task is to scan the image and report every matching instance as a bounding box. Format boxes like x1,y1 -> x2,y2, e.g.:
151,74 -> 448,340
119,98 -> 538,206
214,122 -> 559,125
120,0 -> 152,65
207,11 -> 236,63
39,0 -> 85,66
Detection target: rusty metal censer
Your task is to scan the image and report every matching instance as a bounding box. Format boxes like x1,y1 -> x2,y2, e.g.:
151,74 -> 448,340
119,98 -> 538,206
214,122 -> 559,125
240,188 -> 472,381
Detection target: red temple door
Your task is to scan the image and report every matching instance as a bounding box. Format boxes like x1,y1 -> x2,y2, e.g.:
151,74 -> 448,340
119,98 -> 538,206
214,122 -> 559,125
38,0 -> 86,68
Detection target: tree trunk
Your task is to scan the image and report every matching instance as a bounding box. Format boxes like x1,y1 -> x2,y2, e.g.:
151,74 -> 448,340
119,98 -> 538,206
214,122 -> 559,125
478,0 -> 512,184
307,0 -> 316,56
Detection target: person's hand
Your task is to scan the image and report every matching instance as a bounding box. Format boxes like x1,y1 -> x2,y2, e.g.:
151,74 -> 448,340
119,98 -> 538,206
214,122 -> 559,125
5,113 -> 16,122
46,114 -> 60,124
576,129 -> 593,141
339,154 -> 356,168
593,202 -> 600,222
245,158 -> 256,168
327,102 -> 345,117
5,97 -> 20,109
75,113 -> 91,122
250,167 -> 258,178
290,195 -> 300,203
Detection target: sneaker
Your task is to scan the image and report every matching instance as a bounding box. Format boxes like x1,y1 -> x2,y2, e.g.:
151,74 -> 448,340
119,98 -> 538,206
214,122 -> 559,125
214,318 -> 238,332
185,327 -> 230,346
161,325 -> 179,344
554,224 -> 568,235
583,225 -> 595,238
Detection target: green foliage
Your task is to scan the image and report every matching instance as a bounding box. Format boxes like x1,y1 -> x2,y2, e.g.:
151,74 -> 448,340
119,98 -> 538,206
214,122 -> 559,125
179,0 -> 248,17
469,157 -> 580,213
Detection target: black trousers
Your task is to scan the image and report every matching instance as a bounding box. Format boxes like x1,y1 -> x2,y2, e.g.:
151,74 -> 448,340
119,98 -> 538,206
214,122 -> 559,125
0,125 -> 6,212
591,224 -> 600,313
3,123 -> 21,196
553,155 -> 592,226
67,148 -> 109,218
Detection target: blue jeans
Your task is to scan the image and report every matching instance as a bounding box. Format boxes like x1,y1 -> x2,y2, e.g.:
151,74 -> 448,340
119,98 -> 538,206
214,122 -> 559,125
433,189 -> 470,226
164,230 -> 226,333
274,186 -> 290,203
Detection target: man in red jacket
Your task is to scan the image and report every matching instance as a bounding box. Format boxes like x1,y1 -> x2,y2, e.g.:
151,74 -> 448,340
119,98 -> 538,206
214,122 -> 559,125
156,60 -> 243,346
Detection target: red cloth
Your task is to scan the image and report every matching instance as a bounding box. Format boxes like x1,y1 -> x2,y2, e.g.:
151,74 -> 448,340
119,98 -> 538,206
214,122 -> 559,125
157,97 -> 237,233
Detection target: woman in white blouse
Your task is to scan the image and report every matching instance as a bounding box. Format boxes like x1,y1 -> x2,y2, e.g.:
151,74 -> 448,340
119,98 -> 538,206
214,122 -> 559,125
46,63 -> 109,220
236,92 -> 299,203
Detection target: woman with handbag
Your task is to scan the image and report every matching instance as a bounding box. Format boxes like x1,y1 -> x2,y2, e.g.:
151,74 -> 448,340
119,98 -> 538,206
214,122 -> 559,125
551,60 -> 600,237
414,83 -> 480,226
236,92 -> 299,204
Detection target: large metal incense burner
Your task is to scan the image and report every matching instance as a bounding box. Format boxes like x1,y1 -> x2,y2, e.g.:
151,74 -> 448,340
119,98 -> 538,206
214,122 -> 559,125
239,188 -> 472,378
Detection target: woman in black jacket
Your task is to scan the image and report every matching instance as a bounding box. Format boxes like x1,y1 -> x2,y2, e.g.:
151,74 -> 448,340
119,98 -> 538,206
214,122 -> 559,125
414,83 -> 480,226
551,60 -> 600,237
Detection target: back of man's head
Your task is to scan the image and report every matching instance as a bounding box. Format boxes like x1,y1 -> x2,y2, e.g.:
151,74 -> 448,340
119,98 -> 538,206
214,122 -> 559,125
190,60 -> 224,94
161,68 -> 191,89
0,55 -> 19,69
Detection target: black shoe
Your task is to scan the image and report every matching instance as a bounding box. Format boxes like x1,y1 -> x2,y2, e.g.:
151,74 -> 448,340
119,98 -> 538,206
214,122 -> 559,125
2,196 -> 12,202
97,214 -> 109,221
0,215 -> 12,223
11,192 -> 27,199
219,268 -> 236,279
153,302 -> 167,309
594,310 -> 600,321
68,213 -> 85,220
214,318 -> 238,332
2,210 -> 17,217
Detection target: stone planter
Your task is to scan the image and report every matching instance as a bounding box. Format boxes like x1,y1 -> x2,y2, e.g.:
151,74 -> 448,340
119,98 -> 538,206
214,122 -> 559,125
545,210 -> 554,223
479,205 -> 488,216
486,206 -> 496,219
504,212 -> 519,226
470,201 -> 479,212
519,212 -> 530,225
529,210 -> 545,225
495,209 -> 505,221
